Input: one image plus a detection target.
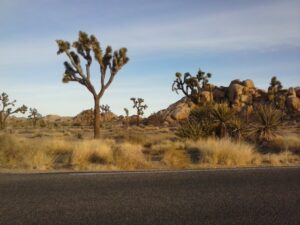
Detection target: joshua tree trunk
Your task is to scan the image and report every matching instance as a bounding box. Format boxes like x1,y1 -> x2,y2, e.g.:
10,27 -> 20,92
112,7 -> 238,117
94,96 -> 101,139
136,115 -> 140,126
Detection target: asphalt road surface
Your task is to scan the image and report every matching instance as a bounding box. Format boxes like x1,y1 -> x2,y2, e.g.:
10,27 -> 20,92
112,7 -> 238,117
0,167 -> 299,225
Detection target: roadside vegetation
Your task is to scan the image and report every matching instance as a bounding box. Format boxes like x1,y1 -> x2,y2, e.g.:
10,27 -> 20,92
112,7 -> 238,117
0,129 -> 299,171
0,32 -> 299,171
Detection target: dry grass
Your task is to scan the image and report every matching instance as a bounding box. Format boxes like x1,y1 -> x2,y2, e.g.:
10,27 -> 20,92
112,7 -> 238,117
267,135 -> 300,154
0,131 -> 299,171
185,138 -> 260,166
114,143 -> 150,169
72,140 -> 115,169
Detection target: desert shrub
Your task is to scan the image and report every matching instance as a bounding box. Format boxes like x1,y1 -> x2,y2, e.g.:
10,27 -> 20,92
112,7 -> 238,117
210,103 -> 236,138
228,118 -> 248,141
151,140 -> 185,155
176,106 -> 214,140
72,140 -> 114,169
177,104 -> 239,140
264,135 -> 300,154
185,138 -> 259,166
176,119 -> 205,141
0,134 -> 24,168
162,149 -> 190,168
114,142 -> 149,169
250,104 -> 283,142
261,152 -> 300,165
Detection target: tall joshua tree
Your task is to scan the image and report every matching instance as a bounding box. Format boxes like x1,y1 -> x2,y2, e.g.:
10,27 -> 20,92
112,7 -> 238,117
130,98 -> 147,126
56,31 -> 129,138
0,92 -> 27,129
172,69 -> 212,105
28,108 -> 42,127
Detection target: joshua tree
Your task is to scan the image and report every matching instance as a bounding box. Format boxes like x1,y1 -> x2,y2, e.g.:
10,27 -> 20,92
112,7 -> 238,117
123,107 -> 129,127
267,76 -> 283,103
28,108 -> 42,127
130,98 -> 147,126
172,69 -> 212,105
56,31 -> 129,138
100,104 -> 110,113
124,108 -> 129,117
0,92 -> 27,129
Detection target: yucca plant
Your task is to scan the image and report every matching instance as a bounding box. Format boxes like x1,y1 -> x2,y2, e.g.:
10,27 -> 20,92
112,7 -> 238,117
210,103 -> 235,138
176,118 -> 205,141
229,118 -> 248,142
250,104 -> 283,142
176,106 -> 214,141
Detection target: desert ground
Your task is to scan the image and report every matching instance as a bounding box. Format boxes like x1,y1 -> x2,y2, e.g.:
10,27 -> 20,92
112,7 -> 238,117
1,111 -> 300,172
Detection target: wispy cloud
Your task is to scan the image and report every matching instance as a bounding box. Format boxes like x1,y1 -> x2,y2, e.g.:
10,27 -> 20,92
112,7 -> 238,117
0,1 -> 299,67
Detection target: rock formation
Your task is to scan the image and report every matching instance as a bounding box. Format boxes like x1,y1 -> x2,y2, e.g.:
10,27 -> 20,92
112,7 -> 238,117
147,79 -> 300,125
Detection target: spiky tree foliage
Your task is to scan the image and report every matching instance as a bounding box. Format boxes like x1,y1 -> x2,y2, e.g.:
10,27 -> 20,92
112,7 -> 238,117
0,93 -> 27,129
250,104 -> 283,142
56,31 -> 129,138
28,108 -> 42,127
100,104 -> 110,113
210,104 -> 236,138
172,69 -> 212,105
130,97 -> 147,126
123,107 -> 129,127
124,108 -> 129,117
267,76 -> 283,106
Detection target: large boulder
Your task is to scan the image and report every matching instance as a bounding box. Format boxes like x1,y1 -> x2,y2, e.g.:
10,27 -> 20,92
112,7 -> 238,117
286,96 -> 300,112
287,87 -> 296,97
200,91 -> 213,103
146,97 -> 196,125
213,88 -> 225,102
228,83 -> 244,104
100,112 -> 117,122
242,79 -> 255,89
295,87 -> 300,98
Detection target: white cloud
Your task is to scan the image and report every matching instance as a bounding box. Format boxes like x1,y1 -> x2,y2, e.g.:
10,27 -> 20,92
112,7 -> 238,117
0,1 -> 299,67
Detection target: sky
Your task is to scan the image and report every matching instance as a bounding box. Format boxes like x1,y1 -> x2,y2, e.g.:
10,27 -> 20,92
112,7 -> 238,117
0,0 -> 300,117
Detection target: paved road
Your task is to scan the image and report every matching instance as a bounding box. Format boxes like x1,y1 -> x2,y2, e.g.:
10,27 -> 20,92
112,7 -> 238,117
0,167 -> 299,225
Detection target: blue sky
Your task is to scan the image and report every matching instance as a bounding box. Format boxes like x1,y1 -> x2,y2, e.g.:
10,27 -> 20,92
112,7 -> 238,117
0,0 -> 300,116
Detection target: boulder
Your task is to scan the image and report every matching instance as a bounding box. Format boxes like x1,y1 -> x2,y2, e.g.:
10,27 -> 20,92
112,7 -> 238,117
200,91 -> 213,103
213,88 -> 225,102
228,83 -> 244,104
295,87 -> 300,98
286,96 -> 300,112
242,79 -> 255,89
230,79 -> 243,86
240,94 -> 253,104
287,87 -> 296,97
146,97 -> 195,125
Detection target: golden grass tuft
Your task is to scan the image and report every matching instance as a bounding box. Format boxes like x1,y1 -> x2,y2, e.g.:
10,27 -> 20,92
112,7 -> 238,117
268,135 -> 300,154
72,140 -> 114,169
186,138 -> 259,166
162,149 -> 190,168
114,142 -> 149,169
